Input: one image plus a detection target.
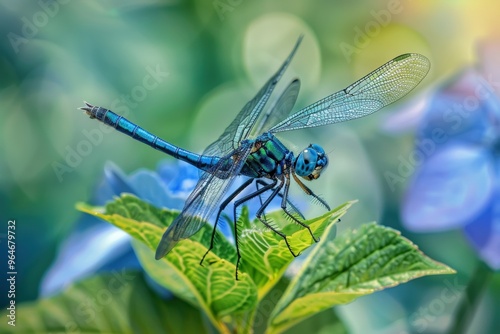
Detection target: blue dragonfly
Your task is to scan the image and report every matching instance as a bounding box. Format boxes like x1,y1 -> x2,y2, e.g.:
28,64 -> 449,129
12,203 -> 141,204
81,37 -> 430,278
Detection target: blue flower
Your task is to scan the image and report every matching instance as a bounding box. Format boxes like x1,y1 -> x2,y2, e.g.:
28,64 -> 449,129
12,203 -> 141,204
401,67 -> 500,270
40,160 -> 199,296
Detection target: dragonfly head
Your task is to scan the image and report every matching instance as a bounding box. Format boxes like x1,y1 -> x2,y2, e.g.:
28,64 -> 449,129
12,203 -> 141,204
294,144 -> 328,181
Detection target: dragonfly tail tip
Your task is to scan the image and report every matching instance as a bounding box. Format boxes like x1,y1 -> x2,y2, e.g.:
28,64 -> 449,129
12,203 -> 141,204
79,101 -> 95,116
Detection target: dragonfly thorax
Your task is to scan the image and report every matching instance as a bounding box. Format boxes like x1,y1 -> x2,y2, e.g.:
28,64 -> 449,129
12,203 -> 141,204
294,144 -> 328,181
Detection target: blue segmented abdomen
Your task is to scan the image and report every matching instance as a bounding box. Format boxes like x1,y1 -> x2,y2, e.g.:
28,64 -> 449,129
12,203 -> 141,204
84,105 -> 219,171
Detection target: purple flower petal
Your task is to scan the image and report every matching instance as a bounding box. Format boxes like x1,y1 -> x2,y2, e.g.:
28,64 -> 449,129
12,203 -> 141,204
463,161 -> 500,270
157,160 -> 199,197
402,144 -> 495,231
417,69 -> 500,147
103,161 -> 136,196
103,160 -> 196,209
40,224 -> 135,296
128,169 -> 184,209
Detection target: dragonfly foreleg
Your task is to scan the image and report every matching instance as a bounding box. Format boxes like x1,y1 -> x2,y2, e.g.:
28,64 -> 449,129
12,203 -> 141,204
291,172 -> 331,211
199,178 -> 254,267
281,175 -> 319,242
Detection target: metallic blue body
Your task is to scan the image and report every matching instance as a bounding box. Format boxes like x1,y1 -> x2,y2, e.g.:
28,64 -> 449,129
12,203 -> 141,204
88,105 -> 297,181
89,106 -> 220,172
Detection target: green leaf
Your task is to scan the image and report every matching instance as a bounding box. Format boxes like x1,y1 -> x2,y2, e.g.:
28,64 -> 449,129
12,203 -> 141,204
0,271 -> 207,334
282,308 -> 347,334
252,276 -> 348,334
238,201 -> 355,298
268,222 -> 456,333
77,194 -> 257,333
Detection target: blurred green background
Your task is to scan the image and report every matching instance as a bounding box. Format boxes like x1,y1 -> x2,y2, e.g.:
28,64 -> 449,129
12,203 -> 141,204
1,0 -> 499,333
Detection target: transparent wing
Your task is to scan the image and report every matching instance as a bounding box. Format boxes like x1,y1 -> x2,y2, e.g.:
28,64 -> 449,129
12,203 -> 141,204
252,78 -> 301,136
155,144 -> 252,259
157,38 -> 304,258
203,36 -> 303,157
269,53 -> 430,133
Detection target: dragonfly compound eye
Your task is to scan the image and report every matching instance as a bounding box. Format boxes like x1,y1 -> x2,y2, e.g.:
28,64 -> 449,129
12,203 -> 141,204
295,144 -> 328,180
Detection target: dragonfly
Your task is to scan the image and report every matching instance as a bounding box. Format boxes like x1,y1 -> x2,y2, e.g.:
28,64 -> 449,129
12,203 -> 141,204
80,36 -> 430,279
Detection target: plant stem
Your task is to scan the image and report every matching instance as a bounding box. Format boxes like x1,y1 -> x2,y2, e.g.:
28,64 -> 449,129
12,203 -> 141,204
448,260 -> 493,334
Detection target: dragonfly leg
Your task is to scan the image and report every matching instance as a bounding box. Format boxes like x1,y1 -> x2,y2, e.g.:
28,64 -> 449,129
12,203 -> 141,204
235,178 -> 300,260
255,179 -> 305,220
281,175 -> 319,242
253,180 -> 300,258
232,179 -> 278,280
292,172 -> 331,211
255,180 -> 267,223
200,178 -> 254,267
